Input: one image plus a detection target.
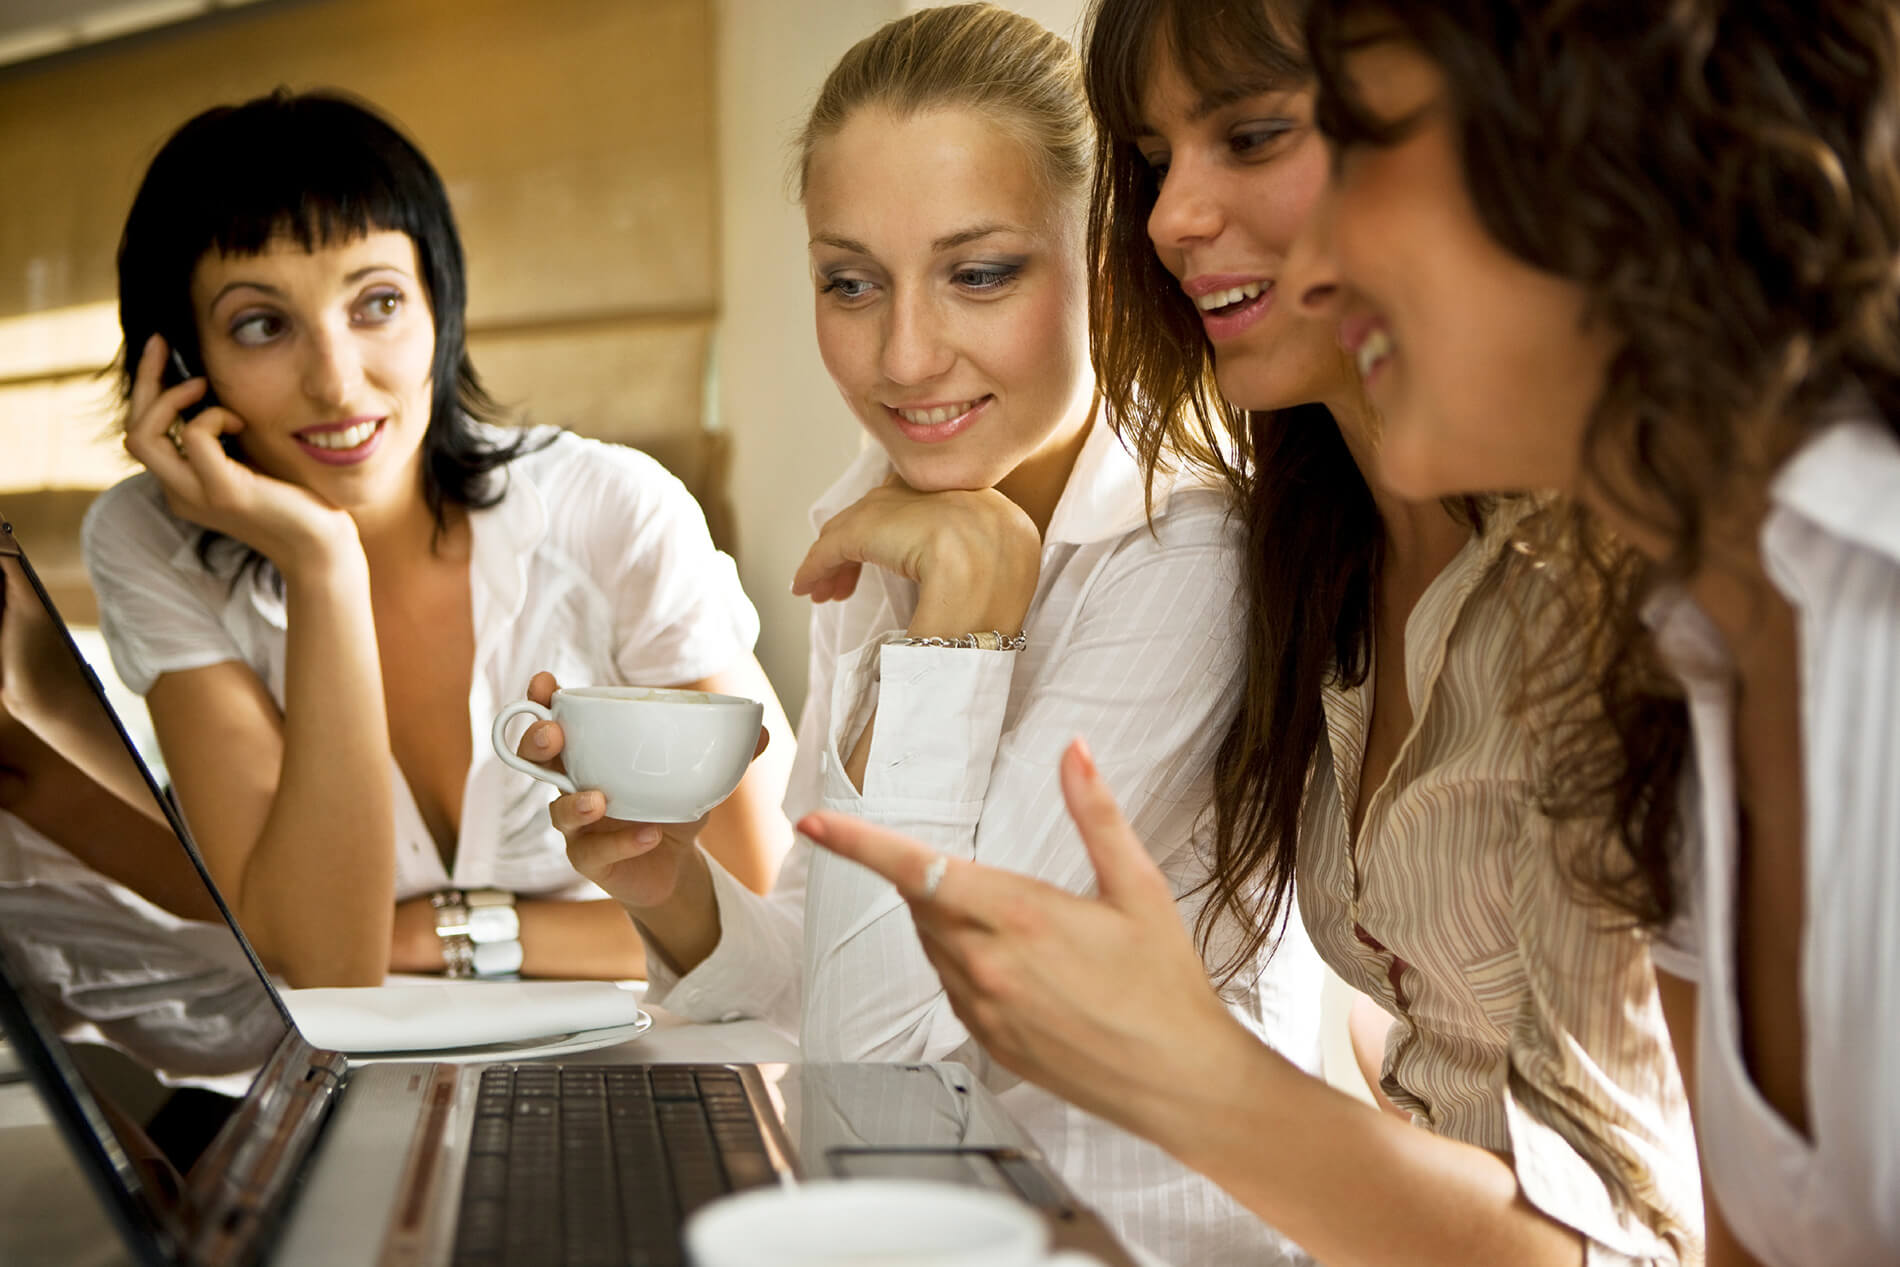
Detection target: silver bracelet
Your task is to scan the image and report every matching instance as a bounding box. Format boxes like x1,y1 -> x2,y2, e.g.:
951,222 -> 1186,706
893,630 -> 1027,652
430,888 -> 522,978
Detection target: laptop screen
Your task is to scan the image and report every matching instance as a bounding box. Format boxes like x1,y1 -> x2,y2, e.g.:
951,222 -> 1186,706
0,521 -> 293,1251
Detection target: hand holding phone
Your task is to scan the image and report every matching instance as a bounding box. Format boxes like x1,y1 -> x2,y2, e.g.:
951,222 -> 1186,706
163,345 -> 215,422
128,333 -> 357,569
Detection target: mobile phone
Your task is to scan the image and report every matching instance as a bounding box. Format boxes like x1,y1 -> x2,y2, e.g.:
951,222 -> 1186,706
163,345 -> 214,422
162,343 -> 244,459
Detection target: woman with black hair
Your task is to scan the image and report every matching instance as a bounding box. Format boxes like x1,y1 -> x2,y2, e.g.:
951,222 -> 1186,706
82,90 -> 793,988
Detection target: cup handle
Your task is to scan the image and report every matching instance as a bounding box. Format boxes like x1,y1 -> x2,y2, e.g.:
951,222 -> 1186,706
491,699 -> 578,796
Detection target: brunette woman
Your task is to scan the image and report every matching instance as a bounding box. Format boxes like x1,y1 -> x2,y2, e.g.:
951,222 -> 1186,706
524,7 -> 1328,1263
1300,2 -> 1900,1262
798,2 -> 1704,1264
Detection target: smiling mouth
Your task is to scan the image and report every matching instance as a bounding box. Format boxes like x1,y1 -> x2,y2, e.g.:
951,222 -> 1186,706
892,398 -> 986,426
1195,280 -> 1270,316
298,420 -> 381,451
1356,328 -> 1394,379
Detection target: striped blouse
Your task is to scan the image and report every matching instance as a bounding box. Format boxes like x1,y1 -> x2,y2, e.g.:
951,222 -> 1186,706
1298,500 -> 1704,1266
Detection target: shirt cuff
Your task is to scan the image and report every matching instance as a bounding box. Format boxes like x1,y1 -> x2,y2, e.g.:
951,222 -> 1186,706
1503,1086 -> 1689,1265
823,634 -> 1015,845
639,855 -> 797,1029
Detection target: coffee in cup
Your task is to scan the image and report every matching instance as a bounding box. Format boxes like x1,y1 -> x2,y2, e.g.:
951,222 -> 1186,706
491,686 -> 763,823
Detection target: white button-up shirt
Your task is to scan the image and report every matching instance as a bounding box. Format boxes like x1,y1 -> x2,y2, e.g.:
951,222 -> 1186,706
1649,400 -> 1900,1266
82,428 -> 759,900
649,419 -> 1325,1267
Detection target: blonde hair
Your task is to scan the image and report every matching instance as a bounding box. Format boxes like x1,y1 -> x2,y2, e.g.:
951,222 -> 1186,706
795,3 -> 1091,203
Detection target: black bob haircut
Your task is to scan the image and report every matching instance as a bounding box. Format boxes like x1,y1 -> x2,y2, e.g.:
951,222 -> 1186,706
115,87 -> 529,543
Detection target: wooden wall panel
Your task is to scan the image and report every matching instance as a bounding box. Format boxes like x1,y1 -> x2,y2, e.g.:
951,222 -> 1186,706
0,0 -> 726,563
0,0 -> 718,323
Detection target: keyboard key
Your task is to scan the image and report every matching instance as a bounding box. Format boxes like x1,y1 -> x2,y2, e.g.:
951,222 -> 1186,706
452,1064 -> 775,1266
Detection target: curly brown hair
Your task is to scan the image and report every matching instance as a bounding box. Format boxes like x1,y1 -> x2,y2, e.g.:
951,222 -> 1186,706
1307,0 -> 1900,925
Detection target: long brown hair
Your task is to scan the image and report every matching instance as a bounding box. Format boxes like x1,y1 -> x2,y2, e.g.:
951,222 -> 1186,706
1308,0 -> 1900,925
1084,0 -> 1387,983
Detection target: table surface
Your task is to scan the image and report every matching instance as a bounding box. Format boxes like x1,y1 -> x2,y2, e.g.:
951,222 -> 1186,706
0,996 -> 800,1266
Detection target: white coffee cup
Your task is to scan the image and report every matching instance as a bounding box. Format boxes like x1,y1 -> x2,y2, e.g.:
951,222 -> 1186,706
683,1180 -> 1103,1267
490,686 -> 763,823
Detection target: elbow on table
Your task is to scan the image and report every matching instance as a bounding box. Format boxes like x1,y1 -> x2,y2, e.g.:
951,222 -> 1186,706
261,921 -> 392,989
279,949 -> 387,990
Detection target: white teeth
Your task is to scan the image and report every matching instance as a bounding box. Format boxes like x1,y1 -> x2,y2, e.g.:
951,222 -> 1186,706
304,421 -> 378,450
1357,328 -> 1394,379
1195,280 -> 1267,312
896,400 -> 978,426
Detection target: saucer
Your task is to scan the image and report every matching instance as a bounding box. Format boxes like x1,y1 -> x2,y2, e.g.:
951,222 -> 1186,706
341,1009 -> 652,1065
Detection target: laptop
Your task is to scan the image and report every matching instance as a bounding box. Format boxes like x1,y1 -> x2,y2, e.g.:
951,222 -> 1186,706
0,515 -> 1136,1267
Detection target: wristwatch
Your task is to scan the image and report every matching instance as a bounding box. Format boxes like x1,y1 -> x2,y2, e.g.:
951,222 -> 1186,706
429,888 -> 523,978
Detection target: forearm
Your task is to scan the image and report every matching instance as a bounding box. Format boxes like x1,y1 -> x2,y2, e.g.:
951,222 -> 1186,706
623,846 -> 723,977
392,896 -> 648,980
1144,1020 -> 1584,1267
1,747 -> 219,920
686,660 -> 796,893
5,685 -> 169,825
238,552 -> 396,985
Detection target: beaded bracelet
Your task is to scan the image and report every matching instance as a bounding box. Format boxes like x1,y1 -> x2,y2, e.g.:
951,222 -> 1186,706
893,630 -> 1028,651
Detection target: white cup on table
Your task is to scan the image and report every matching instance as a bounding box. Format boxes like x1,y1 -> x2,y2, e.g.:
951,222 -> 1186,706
683,1179 -> 1104,1266
491,685 -> 763,823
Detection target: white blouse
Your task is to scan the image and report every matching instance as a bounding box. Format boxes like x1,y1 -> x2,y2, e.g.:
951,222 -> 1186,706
81,427 -> 760,900
1649,404 -> 1900,1266
647,419 -> 1327,1267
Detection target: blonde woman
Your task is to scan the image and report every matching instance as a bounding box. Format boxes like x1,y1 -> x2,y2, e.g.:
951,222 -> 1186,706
523,6 -> 1324,1263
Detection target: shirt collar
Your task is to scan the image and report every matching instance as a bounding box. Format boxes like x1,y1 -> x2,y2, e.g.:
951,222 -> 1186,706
808,415 -> 1196,545
1767,384 -> 1900,568
1641,391 -> 1900,685
467,430 -> 551,621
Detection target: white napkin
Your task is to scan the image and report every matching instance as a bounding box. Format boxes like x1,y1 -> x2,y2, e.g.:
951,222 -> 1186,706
280,981 -> 645,1053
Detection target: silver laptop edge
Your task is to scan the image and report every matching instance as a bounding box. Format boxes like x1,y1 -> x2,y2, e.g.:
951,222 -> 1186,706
0,513 -> 1133,1267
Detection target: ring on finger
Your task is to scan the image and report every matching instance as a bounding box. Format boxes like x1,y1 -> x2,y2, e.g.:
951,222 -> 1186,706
918,853 -> 949,901
165,419 -> 188,456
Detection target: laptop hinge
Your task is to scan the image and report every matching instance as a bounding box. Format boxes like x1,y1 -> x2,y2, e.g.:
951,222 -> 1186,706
182,1040 -> 345,1267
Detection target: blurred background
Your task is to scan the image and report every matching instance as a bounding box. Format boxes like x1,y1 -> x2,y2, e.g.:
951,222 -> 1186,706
0,0 -> 1084,719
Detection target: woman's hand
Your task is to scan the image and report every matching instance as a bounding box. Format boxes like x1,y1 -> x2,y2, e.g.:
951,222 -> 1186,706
123,335 -> 358,573
791,477 -> 1041,638
0,553 -> 69,727
517,671 -> 751,974
513,673 -> 707,908
798,738 -> 1252,1147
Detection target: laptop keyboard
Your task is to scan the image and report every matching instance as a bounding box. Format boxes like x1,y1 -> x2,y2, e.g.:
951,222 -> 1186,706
451,1064 -> 782,1267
